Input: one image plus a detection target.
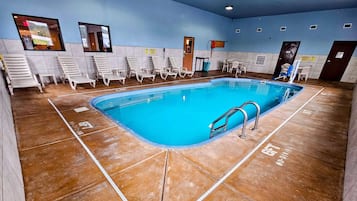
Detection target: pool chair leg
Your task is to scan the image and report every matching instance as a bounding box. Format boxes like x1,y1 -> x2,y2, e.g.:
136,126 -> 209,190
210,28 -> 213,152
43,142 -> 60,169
90,81 -> 96,88
69,81 -> 77,90
179,72 -> 186,78
136,74 -> 143,84
120,78 -> 125,85
103,78 -> 110,86
8,84 -> 14,95
160,72 -> 168,80
38,85 -> 43,93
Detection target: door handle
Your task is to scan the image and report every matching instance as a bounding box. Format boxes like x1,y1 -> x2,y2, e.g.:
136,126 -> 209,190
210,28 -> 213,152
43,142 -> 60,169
327,60 -> 331,63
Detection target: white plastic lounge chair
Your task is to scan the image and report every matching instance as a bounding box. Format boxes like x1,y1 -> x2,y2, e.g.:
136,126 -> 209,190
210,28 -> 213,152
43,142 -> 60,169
230,61 -> 240,73
168,57 -> 194,78
2,54 -> 43,95
222,59 -> 229,72
274,63 -> 293,81
298,66 -> 311,82
150,56 -> 177,80
57,56 -> 96,90
233,61 -> 248,77
93,56 -> 126,86
126,57 -> 155,83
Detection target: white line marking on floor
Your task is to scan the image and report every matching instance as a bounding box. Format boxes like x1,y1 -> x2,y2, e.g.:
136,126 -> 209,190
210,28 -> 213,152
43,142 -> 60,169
197,87 -> 325,201
48,98 -> 128,201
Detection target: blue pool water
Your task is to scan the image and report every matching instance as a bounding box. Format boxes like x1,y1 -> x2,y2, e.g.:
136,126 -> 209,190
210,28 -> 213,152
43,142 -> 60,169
91,78 -> 302,147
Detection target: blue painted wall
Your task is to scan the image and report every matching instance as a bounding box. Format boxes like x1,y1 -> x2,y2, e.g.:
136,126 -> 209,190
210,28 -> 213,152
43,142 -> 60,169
0,0 -> 231,50
0,0 -> 356,54
229,8 -> 357,55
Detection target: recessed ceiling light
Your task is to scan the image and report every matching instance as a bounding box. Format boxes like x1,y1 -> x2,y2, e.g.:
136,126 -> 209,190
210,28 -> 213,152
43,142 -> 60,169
225,5 -> 234,11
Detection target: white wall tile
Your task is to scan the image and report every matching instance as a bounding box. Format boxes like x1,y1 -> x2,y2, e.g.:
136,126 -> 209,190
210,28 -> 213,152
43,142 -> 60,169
3,39 -> 25,54
0,39 -> 7,53
25,50 -> 44,56
2,39 -> 356,83
0,69 -> 25,201
134,46 -> 145,58
58,44 -> 72,56
344,86 -> 357,200
119,57 -> 128,72
341,57 -> 357,83
125,46 -> 135,56
113,46 -> 126,56
3,162 -> 26,201
26,55 -> 47,74
70,43 -> 85,56
0,81 -> 3,201
344,148 -> 357,199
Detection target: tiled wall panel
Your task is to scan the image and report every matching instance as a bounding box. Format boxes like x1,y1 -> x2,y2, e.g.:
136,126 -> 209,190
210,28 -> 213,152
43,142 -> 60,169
344,84 -> 357,201
1,38 -> 356,83
0,69 -> 25,201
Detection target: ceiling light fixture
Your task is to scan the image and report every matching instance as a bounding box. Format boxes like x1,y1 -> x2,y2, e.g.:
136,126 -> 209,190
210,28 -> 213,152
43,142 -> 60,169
225,5 -> 234,11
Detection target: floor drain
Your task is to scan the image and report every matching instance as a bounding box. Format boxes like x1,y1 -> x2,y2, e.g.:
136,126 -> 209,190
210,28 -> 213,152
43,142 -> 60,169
74,106 -> 89,113
302,109 -> 312,115
79,121 -> 94,129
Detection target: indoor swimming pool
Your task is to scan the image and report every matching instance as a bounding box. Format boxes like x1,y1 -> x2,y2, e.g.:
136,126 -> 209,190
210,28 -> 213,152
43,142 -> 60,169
91,78 -> 303,147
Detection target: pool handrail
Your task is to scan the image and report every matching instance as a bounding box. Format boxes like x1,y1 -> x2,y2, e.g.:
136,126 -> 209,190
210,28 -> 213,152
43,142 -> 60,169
239,101 -> 260,130
209,101 -> 260,139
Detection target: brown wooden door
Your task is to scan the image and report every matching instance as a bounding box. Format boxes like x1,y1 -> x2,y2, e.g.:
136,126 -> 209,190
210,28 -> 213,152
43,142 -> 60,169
319,41 -> 357,81
183,36 -> 194,71
273,41 -> 300,78
88,33 -> 97,51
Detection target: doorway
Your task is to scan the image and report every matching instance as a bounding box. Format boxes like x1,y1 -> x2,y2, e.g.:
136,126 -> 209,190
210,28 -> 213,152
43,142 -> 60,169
273,41 -> 300,78
183,36 -> 195,71
88,33 -> 97,51
319,41 -> 357,81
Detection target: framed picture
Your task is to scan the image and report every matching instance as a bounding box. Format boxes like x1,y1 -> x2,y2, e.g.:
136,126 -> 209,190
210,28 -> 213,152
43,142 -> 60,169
13,13 -> 65,51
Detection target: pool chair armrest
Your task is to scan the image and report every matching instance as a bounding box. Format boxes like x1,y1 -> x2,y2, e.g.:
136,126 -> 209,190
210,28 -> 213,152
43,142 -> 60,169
112,68 -> 126,76
81,73 -> 90,79
141,68 -> 152,74
5,74 -> 11,85
33,74 -> 40,82
163,67 -> 172,72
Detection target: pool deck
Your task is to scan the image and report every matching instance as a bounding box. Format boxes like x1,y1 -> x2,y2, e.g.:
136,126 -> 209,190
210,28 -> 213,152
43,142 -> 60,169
11,72 -> 352,200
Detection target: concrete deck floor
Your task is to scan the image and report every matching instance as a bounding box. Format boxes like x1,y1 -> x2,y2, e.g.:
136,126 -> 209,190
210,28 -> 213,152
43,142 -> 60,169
11,72 -> 353,200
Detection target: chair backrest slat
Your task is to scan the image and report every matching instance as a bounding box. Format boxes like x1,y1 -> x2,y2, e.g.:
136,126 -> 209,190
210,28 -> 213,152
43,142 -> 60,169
2,54 -> 34,80
168,57 -> 179,69
151,56 -> 162,70
126,57 -> 140,70
93,56 -> 112,74
57,56 -> 82,77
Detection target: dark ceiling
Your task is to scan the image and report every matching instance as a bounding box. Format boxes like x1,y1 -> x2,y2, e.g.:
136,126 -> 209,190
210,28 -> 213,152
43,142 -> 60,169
173,0 -> 357,19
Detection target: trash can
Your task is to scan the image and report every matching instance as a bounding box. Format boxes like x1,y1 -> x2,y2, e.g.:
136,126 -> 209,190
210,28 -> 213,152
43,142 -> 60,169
203,61 -> 211,72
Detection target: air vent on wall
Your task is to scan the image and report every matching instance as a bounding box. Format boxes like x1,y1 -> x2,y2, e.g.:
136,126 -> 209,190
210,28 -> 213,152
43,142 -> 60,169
256,55 -> 266,65
309,25 -> 318,30
343,23 -> 352,29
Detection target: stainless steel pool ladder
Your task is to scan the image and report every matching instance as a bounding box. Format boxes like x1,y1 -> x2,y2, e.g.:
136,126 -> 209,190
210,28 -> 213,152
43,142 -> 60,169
209,101 -> 260,139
